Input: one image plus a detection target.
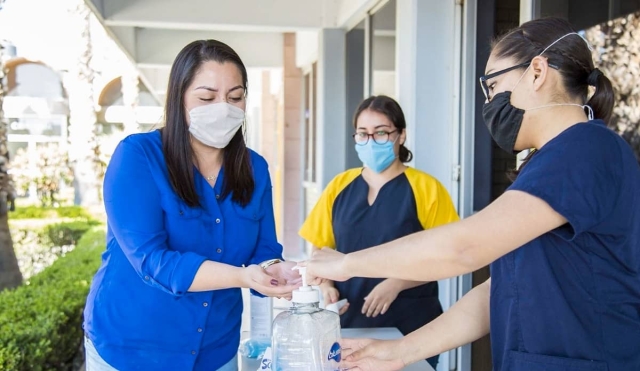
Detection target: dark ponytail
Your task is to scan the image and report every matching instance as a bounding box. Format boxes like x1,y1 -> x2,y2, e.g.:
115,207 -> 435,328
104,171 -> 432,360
493,18 -> 616,126
353,95 -> 414,163
399,144 -> 413,163
586,68 -> 614,122
492,18 -> 619,181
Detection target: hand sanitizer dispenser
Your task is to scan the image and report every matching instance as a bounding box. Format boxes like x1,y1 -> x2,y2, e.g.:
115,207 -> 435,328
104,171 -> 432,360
271,267 -> 342,371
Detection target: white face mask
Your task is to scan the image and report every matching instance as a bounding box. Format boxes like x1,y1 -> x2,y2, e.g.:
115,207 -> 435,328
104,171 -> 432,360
188,102 -> 245,148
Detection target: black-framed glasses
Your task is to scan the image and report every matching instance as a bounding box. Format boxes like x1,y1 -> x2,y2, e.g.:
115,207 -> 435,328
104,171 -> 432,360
352,130 -> 398,145
479,61 -> 560,101
479,62 -> 530,101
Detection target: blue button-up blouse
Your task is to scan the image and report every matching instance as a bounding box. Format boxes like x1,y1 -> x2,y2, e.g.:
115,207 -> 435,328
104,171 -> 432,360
83,130 -> 283,370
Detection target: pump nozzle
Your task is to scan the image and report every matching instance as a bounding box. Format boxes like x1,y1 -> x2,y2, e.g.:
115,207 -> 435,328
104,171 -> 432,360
291,266 -> 318,303
292,266 -> 310,291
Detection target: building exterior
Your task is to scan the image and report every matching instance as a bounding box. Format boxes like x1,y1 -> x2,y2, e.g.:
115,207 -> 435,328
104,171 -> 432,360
75,0 -> 640,369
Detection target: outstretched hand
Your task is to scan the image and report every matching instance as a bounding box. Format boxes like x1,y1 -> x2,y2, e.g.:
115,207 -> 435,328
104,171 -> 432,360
340,338 -> 406,371
298,248 -> 353,285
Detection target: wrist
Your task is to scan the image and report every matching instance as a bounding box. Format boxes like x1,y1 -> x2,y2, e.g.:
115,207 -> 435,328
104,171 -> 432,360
259,258 -> 282,270
396,337 -> 415,365
341,253 -> 356,279
383,278 -> 403,292
238,266 -> 252,289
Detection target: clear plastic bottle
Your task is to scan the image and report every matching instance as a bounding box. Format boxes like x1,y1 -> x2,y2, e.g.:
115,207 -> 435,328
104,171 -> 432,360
239,295 -> 272,359
272,267 -> 342,371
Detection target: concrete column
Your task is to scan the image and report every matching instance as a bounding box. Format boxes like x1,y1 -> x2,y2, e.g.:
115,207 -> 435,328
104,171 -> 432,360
396,2 -> 459,370
316,28 -> 347,188
396,0 -> 457,194
260,71 -> 283,243
345,28 -> 365,169
282,33 -> 303,258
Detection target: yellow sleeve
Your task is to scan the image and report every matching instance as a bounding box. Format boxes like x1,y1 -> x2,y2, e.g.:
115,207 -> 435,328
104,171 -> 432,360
298,169 -> 361,249
406,168 -> 460,230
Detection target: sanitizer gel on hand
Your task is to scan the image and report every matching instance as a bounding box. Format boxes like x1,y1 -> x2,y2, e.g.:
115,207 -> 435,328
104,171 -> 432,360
271,267 -> 342,371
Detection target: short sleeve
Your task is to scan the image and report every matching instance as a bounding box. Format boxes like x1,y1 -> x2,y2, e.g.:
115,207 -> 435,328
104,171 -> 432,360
298,169 -> 361,249
426,181 -> 460,228
406,168 -> 460,230
509,124 -> 623,237
298,184 -> 338,249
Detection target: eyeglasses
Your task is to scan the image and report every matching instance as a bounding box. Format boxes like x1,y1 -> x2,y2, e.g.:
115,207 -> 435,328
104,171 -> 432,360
479,62 -> 530,101
479,61 -> 560,101
352,130 -> 398,145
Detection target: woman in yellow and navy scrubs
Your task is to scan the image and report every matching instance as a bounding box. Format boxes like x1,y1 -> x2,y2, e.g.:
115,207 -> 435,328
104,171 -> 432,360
299,95 -> 458,368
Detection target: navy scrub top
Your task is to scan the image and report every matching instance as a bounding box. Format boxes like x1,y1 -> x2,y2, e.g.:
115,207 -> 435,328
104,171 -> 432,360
300,167 -> 459,335
491,120 -> 640,371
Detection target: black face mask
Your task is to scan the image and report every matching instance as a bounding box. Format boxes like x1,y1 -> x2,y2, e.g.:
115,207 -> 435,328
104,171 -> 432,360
482,91 -> 525,154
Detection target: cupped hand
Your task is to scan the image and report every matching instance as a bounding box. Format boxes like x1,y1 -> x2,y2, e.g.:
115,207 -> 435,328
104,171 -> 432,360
265,260 -> 303,286
242,265 -> 298,300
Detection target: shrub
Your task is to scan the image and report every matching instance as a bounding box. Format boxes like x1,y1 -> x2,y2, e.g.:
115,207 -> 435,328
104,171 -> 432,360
10,144 -> 73,207
10,219 -> 99,280
41,220 -> 100,247
10,206 -> 92,220
0,228 -> 105,370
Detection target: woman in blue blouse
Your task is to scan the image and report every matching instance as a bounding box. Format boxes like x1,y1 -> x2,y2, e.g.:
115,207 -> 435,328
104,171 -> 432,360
83,40 -> 300,371
306,18 -> 640,371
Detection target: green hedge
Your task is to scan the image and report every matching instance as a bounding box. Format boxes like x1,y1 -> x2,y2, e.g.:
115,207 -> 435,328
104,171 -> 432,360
10,206 -> 92,220
0,228 -> 105,371
42,220 -> 101,247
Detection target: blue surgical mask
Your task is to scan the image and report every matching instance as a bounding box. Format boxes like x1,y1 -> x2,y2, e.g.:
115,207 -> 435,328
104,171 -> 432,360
355,140 -> 397,173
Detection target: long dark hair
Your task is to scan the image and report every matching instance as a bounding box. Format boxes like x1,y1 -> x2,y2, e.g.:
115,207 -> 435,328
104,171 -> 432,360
353,95 -> 413,163
492,17 -> 615,179
161,39 -> 254,207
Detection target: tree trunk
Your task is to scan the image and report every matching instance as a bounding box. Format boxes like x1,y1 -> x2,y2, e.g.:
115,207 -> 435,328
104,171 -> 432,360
0,0 -> 23,290
121,66 -> 140,136
0,215 -> 21,290
64,0 -> 101,206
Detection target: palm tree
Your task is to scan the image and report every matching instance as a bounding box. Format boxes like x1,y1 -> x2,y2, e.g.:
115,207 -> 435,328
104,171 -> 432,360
0,0 -> 23,291
121,67 -> 140,136
64,0 -> 101,206
586,11 -> 640,162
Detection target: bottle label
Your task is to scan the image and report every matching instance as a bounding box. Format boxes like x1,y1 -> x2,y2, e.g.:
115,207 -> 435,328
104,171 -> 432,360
258,347 -> 272,370
250,295 -> 272,342
328,342 -> 342,362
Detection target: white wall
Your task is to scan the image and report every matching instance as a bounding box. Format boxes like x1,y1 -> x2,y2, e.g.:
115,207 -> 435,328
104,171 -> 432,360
134,29 -> 284,68
372,35 -> 396,71
295,31 -> 319,68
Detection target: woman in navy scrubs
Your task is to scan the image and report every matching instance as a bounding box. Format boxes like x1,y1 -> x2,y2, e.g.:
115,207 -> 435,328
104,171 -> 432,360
299,95 -> 459,369
305,18 -> 640,371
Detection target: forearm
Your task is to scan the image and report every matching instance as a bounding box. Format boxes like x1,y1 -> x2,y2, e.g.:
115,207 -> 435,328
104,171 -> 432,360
315,246 -> 336,289
399,279 -> 491,364
188,260 -> 246,292
344,191 -> 567,282
385,278 -> 428,292
345,222 -> 477,281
